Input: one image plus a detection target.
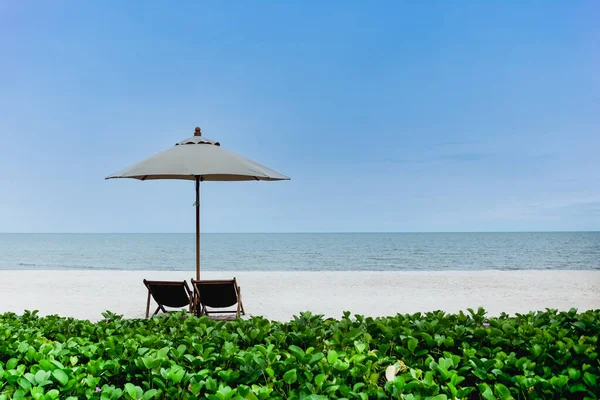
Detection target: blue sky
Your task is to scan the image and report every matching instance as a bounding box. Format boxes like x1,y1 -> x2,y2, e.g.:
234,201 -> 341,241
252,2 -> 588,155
0,1 -> 598,233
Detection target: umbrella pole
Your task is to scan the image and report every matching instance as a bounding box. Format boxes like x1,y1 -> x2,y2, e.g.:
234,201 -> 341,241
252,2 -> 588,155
195,176 -> 200,281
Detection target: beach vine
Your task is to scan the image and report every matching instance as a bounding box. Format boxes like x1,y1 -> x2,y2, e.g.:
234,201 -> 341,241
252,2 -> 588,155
0,308 -> 598,399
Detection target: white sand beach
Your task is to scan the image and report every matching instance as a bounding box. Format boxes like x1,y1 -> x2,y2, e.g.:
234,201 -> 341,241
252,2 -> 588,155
1,270 -> 598,321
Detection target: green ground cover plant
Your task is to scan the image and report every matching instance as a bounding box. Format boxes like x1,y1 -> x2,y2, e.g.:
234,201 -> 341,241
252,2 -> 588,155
0,308 -> 597,399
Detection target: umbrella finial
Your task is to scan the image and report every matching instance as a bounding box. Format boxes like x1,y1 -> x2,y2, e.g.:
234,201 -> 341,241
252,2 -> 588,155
194,127 -> 201,136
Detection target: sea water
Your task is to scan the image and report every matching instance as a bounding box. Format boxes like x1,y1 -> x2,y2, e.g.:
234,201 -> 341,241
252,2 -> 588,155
0,232 -> 598,271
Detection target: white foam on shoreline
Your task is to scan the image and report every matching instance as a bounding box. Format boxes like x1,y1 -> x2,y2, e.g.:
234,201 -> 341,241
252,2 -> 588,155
1,270 -> 598,321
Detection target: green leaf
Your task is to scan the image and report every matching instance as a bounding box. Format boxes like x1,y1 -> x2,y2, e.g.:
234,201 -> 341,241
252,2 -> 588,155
124,383 -> 142,399
6,358 -> 18,369
573,344 -> 589,354
167,366 -> 185,384
569,368 -> 581,380
569,383 -> 587,393
288,345 -> 305,360
157,347 -> 169,359
530,344 -> 542,358
407,337 -> 418,353
447,382 -> 457,398
308,352 -> 324,365
347,328 -> 363,340
324,384 -> 340,395
423,371 -> 434,387
142,389 -> 158,400
39,359 -> 53,371
438,367 -> 453,381
141,355 -> 154,369
450,373 -> 465,386
583,372 -> 597,388
243,390 -> 259,400
206,377 -> 217,392
17,341 -> 29,353
191,382 -> 204,395
494,383 -> 514,400
438,357 -> 453,370
52,369 -> 69,386
479,383 -> 496,400
306,395 -> 328,400
17,377 -> 31,391
315,374 -> 326,386
572,321 -> 586,330
34,369 -> 50,384
333,359 -> 349,371
354,341 -> 367,353
283,369 -> 297,385
327,350 -> 338,364
550,375 -> 569,389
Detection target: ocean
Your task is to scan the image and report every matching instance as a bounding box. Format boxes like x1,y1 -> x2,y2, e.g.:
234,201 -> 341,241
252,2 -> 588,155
0,232 -> 598,271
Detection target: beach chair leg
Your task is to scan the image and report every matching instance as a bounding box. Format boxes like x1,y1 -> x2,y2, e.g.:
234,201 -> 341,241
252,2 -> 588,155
146,290 -> 151,318
195,296 -> 201,317
238,287 -> 245,315
152,305 -> 167,317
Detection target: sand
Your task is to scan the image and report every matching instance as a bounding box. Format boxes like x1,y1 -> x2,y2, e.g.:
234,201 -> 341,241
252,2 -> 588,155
1,270 -> 598,321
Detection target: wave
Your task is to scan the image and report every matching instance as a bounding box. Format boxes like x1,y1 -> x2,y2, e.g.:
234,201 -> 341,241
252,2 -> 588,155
17,263 -> 124,271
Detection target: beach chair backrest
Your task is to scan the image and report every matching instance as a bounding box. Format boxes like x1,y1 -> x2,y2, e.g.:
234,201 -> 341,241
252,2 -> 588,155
144,280 -> 191,308
192,279 -> 239,308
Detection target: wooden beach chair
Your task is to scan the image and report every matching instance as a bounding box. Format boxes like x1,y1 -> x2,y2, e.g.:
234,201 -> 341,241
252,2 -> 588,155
191,278 -> 245,319
143,279 -> 194,318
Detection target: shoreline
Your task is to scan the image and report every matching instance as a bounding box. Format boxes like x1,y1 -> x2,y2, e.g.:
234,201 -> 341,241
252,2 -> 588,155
5,267 -> 600,271
1,270 -> 598,321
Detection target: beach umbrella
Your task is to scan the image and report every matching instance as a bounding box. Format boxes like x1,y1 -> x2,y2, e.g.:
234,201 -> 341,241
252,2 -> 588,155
106,127 -> 289,280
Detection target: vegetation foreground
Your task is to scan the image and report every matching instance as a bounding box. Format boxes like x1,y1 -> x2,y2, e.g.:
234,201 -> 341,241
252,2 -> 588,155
0,308 -> 598,400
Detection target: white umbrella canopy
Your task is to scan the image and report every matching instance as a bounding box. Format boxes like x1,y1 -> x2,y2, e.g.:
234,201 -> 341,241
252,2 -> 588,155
107,128 -> 289,181
106,127 -> 289,279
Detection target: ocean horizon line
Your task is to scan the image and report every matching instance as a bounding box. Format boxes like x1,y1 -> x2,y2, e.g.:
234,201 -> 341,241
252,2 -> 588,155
1,230 -> 599,234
